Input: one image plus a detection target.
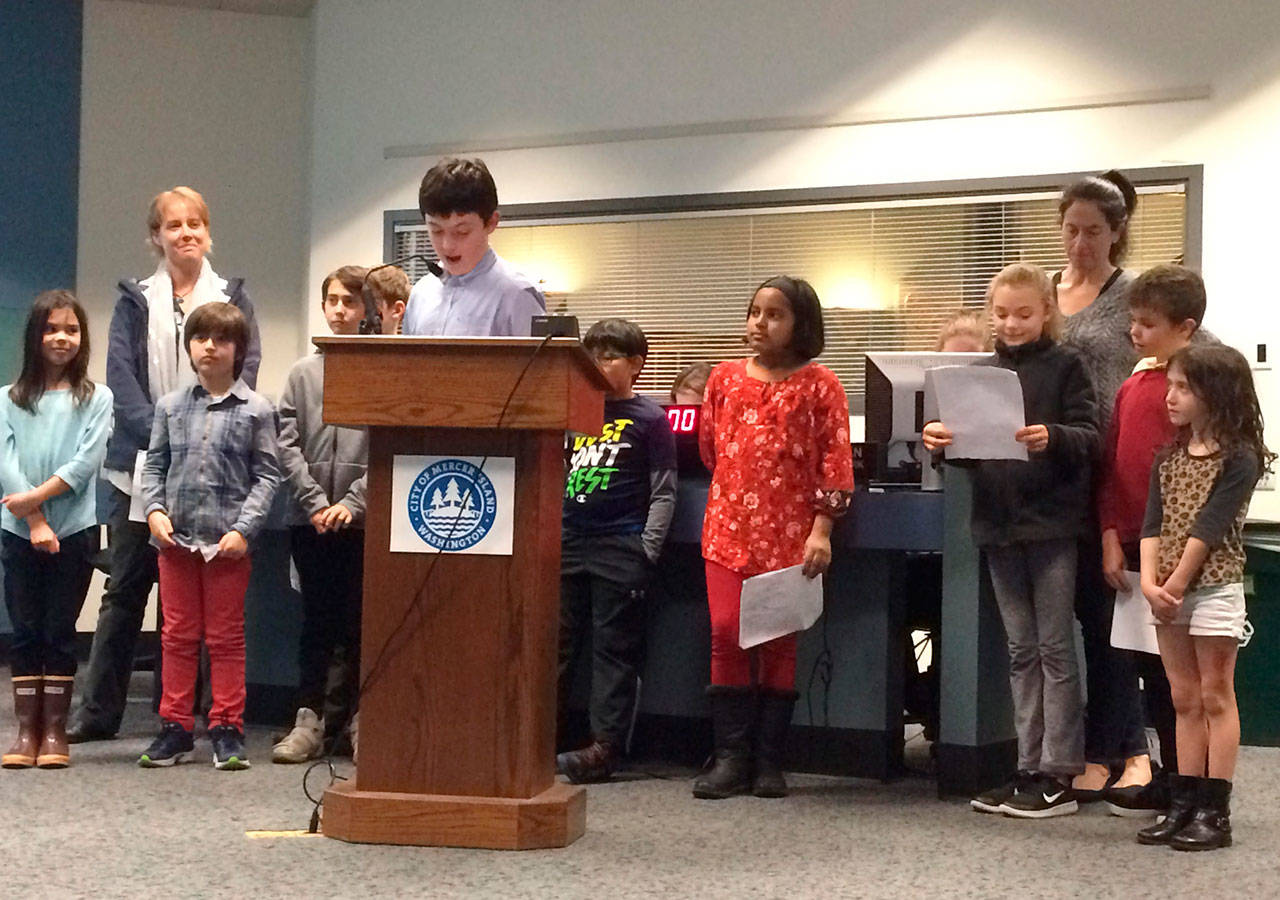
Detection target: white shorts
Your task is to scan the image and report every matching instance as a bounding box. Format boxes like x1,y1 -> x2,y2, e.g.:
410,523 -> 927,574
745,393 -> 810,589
1155,582 -> 1248,640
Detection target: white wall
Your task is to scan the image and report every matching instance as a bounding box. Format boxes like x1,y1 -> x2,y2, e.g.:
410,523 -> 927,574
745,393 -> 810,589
72,0 -> 310,628
77,0 -> 312,400
306,0 -> 1280,518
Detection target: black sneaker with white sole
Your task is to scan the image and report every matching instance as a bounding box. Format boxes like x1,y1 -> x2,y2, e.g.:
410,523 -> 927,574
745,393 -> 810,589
138,720 -> 195,767
209,724 -> 251,771
1000,775 -> 1079,818
971,771 -> 1033,814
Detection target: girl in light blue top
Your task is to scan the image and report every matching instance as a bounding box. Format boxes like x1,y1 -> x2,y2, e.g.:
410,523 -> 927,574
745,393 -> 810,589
1,291 -> 113,769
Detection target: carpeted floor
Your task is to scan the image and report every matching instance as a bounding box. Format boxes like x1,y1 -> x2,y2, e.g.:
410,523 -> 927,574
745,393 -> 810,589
2,672 -> 1278,898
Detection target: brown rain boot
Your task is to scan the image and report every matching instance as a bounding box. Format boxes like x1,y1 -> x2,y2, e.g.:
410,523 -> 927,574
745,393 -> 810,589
36,675 -> 74,768
3,676 -> 43,769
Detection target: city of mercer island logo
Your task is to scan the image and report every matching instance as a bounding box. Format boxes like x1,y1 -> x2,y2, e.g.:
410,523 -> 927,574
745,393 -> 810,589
406,459 -> 498,551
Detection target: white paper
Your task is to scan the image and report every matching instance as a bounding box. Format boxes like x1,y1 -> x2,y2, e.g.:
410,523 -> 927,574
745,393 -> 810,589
1111,570 -> 1159,654
389,455 -> 515,555
127,450 -> 147,523
738,565 -> 824,649
924,366 -> 1027,461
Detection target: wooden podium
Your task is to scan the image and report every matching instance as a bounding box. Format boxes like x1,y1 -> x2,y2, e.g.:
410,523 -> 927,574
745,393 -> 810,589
313,336 -> 607,850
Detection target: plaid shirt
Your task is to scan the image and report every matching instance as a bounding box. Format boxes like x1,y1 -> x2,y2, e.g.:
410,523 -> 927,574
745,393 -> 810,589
142,379 -> 280,547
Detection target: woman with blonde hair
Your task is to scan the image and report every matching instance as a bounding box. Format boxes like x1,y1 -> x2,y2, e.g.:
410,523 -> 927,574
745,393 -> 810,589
68,187 -> 261,743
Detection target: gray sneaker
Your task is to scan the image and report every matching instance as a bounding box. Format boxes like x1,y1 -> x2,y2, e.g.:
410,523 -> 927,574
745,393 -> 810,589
272,708 -> 324,764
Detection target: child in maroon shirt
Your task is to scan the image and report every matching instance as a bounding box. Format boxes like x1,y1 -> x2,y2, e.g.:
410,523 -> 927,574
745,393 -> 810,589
1098,264 -> 1205,815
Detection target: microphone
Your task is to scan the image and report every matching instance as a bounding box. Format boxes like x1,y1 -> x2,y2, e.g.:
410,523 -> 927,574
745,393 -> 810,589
370,253 -> 442,278
359,254 -> 443,334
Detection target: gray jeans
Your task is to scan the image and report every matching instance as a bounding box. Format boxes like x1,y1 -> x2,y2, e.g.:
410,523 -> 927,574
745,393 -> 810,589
986,538 -> 1085,777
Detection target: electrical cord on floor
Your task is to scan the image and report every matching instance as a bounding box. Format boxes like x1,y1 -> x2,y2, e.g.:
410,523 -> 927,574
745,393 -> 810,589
804,607 -> 833,728
301,333 -> 556,833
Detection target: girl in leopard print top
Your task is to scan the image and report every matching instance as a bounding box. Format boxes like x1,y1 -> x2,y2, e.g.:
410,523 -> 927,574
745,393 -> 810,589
1137,343 -> 1273,850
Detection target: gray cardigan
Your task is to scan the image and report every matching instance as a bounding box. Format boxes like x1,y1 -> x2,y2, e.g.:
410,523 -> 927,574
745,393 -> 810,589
1059,269 -> 1136,433
276,352 -> 368,525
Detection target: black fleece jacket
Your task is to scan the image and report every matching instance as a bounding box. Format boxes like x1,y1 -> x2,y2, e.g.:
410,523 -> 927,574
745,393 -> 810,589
968,336 -> 1100,548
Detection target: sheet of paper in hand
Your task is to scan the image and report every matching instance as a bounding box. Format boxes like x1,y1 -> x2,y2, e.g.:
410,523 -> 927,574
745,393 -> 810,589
739,565 -> 824,649
1111,570 -> 1159,655
924,366 -> 1027,461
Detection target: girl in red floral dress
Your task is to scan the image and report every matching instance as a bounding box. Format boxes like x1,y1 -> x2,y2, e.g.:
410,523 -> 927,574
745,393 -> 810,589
693,275 -> 854,800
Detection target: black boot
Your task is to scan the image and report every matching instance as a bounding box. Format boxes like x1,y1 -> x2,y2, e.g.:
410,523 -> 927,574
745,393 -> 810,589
753,689 -> 797,798
1171,777 -> 1233,851
691,685 -> 754,799
1136,774 -> 1198,845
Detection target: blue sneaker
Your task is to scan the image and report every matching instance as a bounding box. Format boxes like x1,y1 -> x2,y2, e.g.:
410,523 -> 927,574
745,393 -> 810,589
138,721 -> 194,767
209,724 -> 251,770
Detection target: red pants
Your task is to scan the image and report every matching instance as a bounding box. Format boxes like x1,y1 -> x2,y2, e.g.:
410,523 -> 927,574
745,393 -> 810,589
705,560 -> 797,690
157,549 -> 251,731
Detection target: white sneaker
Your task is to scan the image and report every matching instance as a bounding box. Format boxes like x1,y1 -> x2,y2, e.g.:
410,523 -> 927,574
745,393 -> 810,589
348,711 -> 358,765
271,708 -> 324,763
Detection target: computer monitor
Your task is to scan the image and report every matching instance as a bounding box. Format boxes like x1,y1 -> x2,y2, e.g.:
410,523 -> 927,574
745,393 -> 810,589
864,351 -> 995,481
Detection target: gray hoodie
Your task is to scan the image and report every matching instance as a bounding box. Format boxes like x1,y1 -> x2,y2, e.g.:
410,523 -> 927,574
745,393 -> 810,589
277,351 -> 368,525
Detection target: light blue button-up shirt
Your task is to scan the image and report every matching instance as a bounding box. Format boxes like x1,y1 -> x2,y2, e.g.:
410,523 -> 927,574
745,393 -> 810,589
402,249 -> 546,337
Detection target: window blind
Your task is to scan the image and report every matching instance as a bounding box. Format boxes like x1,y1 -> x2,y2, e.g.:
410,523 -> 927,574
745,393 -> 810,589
392,186 -> 1186,398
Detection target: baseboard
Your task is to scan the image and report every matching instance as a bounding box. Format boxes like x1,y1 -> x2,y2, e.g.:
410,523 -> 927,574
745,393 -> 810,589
627,714 -> 903,780
789,724 -> 903,781
628,713 -> 712,766
933,739 -> 1018,798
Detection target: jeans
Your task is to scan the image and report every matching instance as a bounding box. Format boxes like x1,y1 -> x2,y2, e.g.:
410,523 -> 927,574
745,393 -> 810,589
1076,534 -> 1148,765
558,534 -> 650,745
290,525 -> 363,737
75,485 -> 159,732
1,528 -> 98,677
987,538 -> 1085,777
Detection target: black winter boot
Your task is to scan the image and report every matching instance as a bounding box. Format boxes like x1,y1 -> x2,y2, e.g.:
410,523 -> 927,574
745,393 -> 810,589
691,685 -> 754,799
753,689 -> 797,798
1171,777 -> 1233,851
1136,774 -> 1198,845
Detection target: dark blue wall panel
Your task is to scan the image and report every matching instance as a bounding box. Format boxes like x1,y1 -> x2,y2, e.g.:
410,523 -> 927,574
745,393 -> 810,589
0,0 -> 84,381
0,0 -> 83,638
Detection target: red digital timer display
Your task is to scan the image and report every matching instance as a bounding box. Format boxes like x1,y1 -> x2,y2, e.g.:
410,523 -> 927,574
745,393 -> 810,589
665,404 -> 699,433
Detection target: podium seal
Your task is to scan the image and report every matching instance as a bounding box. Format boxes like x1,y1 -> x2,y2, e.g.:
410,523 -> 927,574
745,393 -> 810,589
406,458 -> 499,552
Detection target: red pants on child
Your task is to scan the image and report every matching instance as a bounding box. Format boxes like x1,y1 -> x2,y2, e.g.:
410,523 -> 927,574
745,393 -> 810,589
157,548 -> 251,731
705,560 -> 797,691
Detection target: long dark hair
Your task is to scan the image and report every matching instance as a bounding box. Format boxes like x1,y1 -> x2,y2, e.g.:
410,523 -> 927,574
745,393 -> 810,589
1168,343 -> 1275,474
1058,169 -> 1136,265
9,290 -> 94,413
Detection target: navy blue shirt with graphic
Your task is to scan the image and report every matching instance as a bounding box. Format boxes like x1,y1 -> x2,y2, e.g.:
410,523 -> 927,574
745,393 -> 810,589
563,395 -> 676,537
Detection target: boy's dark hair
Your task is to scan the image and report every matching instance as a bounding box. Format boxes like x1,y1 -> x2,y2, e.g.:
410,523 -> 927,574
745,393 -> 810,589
583,318 -> 648,359
1058,169 -> 1136,264
1167,343 -> 1275,474
418,157 -> 499,222
363,265 -> 410,309
10,290 -> 95,413
184,302 -> 249,379
1127,263 -> 1206,328
321,265 -> 370,306
752,275 -> 825,360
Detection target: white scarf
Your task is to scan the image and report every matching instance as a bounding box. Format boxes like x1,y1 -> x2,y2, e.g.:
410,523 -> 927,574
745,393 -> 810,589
143,258 -> 230,401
